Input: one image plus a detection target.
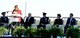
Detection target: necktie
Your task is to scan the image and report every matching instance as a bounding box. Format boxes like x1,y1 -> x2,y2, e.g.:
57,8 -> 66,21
69,18 -> 72,26
28,17 -> 30,22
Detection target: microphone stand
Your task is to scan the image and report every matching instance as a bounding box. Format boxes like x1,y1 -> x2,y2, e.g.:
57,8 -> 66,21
5,11 -> 12,35
6,11 -> 12,17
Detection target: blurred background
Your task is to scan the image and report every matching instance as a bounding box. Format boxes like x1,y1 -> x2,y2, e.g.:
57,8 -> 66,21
0,0 -> 80,17
0,0 -> 80,37
0,0 -> 80,25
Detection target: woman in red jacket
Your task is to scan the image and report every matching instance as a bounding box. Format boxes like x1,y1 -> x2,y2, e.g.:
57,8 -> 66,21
12,5 -> 22,23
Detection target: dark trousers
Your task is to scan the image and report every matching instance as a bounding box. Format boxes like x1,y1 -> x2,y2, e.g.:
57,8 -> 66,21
64,26 -> 68,34
37,24 -> 46,28
64,25 -> 73,34
24,23 -> 32,28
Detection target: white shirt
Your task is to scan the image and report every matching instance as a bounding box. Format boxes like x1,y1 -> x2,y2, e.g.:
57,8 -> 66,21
28,17 -> 31,22
69,18 -> 73,26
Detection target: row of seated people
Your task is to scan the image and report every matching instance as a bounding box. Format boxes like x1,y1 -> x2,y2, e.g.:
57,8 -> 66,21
25,13 -> 77,34
0,12 -> 77,34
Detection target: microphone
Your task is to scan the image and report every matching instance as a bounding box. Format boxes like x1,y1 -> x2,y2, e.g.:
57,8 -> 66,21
6,11 -> 12,13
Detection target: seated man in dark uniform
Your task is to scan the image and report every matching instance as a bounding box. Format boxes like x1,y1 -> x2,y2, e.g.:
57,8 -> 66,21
53,14 -> 63,27
0,12 -> 9,27
37,12 -> 50,28
0,12 -> 9,23
0,18 -> 3,26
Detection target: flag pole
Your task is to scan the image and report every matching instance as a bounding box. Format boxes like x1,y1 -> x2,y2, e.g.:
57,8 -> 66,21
25,0 -> 27,19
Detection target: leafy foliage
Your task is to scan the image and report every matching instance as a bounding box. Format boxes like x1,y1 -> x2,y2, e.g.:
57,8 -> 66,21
12,26 -> 26,37
49,25 -> 64,38
36,28 -> 50,38
66,26 -> 80,38
25,28 -> 37,37
0,27 -> 8,36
